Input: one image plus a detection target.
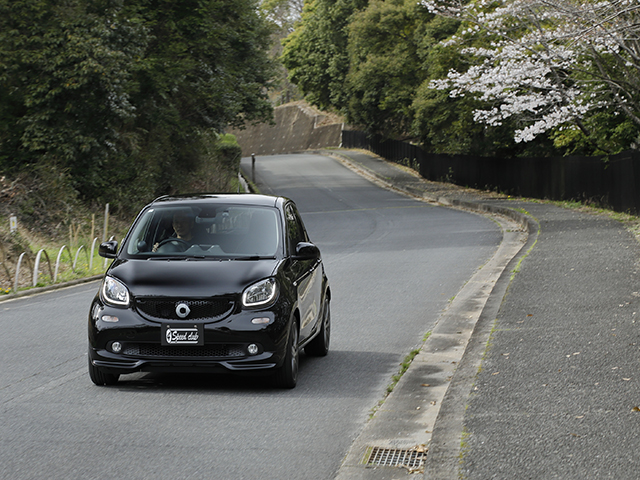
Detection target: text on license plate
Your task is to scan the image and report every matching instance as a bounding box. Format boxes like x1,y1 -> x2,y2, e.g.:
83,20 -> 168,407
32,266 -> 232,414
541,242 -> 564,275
162,324 -> 204,346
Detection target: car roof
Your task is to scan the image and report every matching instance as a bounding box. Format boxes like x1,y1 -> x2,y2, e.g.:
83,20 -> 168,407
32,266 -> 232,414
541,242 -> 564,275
150,193 -> 285,208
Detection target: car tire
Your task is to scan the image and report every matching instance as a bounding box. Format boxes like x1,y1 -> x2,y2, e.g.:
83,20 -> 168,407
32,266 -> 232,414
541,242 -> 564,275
273,320 -> 299,389
88,355 -> 119,386
305,297 -> 330,357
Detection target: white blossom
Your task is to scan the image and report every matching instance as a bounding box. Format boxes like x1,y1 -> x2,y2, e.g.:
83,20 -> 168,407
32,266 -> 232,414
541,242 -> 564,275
421,0 -> 640,142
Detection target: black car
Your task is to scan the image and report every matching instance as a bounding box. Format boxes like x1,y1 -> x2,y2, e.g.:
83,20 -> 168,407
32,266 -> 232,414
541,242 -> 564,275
88,194 -> 330,388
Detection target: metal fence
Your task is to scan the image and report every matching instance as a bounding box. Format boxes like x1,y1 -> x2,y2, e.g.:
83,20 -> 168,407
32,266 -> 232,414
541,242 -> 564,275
1,239 -> 107,294
1,204 -> 113,294
342,130 -> 640,214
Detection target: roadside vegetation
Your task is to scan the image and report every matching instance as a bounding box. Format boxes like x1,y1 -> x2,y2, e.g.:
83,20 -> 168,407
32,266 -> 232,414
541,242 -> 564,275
3,0 -> 639,293
282,0 -> 640,157
0,0 -> 276,294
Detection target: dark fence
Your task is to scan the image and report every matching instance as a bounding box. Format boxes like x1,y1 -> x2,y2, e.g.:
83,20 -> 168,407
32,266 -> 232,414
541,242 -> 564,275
342,130 -> 640,214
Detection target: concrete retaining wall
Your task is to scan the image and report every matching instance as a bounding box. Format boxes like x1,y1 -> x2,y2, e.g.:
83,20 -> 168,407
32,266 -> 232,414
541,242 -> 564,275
229,103 -> 343,157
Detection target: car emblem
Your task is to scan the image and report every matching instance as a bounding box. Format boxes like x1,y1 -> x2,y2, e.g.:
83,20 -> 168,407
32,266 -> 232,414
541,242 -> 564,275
175,302 -> 191,319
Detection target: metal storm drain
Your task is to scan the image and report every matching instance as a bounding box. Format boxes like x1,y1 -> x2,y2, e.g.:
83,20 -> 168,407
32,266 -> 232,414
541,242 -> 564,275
363,446 -> 427,471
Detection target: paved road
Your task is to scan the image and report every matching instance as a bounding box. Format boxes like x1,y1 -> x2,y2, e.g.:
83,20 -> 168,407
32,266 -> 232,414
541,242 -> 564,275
0,152 -> 501,479
315,150 -> 640,479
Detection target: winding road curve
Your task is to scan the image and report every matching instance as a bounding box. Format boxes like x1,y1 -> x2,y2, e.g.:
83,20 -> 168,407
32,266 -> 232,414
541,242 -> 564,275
0,153 -> 501,479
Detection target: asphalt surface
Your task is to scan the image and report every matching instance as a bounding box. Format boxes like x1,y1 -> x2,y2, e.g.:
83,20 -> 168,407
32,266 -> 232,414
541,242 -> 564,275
323,149 -> 640,479
1,151 -> 502,480
5,149 -> 639,479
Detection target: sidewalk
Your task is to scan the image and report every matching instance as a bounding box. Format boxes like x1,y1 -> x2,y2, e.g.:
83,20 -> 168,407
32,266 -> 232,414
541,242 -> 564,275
326,149 -> 640,479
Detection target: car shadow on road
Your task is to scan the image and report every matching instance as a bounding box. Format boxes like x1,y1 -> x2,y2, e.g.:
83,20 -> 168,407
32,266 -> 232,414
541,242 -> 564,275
100,349 -> 400,398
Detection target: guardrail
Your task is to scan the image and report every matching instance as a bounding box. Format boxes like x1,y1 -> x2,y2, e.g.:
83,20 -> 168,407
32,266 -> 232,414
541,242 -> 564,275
1,204 -> 114,295
2,237 -> 112,294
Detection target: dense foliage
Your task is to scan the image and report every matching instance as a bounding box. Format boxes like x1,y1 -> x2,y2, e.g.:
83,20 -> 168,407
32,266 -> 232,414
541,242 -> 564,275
283,0 -> 640,157
345,0 -> 426,137
260,0 -> 304,104
0,0 -> 274,218
282,0 -> 367,111
424,0 -> 640,156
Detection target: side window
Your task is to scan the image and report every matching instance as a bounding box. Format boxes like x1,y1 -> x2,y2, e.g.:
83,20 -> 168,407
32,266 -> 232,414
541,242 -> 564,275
126,209 -> 155,254
285,203 -> 307,253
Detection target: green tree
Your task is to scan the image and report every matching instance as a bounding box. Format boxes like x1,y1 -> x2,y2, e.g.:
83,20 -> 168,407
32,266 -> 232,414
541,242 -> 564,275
281,0 -> 367,112
123,0 -> 275,201
0,0 -> 274,213
345,0 -> 430,138
0,0 -> 146,181
260,0 -> 304,105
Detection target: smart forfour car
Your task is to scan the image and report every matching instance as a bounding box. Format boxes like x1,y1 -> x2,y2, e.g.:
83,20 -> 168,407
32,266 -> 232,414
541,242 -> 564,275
88,194 -> 330,388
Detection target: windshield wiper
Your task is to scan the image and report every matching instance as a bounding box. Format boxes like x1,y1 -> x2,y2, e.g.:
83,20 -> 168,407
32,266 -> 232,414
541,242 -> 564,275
234,255 -> 276,261
150,256 -> 188,261
147,255 -> 274,261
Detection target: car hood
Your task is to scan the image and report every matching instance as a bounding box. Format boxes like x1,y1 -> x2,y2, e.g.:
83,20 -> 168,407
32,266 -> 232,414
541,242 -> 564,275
107,258 -> 280,298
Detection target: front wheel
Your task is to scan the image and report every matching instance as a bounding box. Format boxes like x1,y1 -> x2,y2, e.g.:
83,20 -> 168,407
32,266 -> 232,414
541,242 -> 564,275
305,297 -> 330,357
88,355 -> 119,386
273,321 -> 299,389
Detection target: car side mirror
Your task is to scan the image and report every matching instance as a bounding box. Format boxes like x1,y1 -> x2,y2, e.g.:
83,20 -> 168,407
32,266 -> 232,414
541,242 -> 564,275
294,242 -> 320,260
99,240 -> 118,259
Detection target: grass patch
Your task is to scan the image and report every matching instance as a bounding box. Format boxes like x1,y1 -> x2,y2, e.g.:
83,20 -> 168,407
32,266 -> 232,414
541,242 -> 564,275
387,348 -> 421,394
368,331 -> 432,420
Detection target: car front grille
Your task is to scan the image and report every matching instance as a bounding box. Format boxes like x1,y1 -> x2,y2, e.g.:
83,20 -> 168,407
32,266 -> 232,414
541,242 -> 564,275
123,344 -> 246,358
134,297 -> 235,321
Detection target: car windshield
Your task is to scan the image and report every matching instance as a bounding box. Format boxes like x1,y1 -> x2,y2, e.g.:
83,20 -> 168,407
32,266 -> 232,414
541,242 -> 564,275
124,203 -> 281,259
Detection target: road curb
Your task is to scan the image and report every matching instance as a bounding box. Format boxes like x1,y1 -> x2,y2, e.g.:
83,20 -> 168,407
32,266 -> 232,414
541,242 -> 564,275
327,149 -> 537,479
422,212 -> 539,480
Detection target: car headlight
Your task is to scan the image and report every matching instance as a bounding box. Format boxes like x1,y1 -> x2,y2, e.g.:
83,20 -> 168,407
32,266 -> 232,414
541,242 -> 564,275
242,278 -> 278,308
101,276 -> 130,307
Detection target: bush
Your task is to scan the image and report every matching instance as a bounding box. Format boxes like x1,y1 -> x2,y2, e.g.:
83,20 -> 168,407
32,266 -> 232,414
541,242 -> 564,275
186,131 -> 243,194
217,134 -> 243,172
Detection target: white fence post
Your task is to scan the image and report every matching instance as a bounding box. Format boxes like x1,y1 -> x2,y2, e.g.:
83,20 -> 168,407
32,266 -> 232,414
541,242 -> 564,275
73,245 -> 87,272
5,210 -> 109,293
14,252 -> 26,293
54,245 -> 74,283
90,237 -> 99,271
33,249 -> 53,287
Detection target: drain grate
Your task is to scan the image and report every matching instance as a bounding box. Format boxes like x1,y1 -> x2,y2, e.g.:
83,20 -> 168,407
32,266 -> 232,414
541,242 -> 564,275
364,446 -> 427,469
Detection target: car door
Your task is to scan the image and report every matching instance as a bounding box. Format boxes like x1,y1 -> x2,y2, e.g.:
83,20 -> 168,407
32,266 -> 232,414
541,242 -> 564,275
285,202 -> 322,341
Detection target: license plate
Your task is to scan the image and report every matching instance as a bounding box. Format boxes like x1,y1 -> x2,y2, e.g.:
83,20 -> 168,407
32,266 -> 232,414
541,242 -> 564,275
161,324 -> 204,346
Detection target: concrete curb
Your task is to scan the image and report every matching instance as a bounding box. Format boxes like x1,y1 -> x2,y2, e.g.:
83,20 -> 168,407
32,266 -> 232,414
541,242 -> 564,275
422,214 -> 539,480
326,149 -> 537,479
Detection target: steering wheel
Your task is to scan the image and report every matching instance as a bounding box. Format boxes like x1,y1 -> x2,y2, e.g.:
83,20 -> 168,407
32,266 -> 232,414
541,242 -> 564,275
156,237 -> 191,252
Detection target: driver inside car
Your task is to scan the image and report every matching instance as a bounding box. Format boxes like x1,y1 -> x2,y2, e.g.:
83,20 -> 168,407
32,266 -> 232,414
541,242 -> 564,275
153,211 -> 197,252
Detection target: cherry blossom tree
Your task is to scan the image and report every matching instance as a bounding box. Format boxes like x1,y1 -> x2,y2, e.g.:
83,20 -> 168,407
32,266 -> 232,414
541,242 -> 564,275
421,0 -> 640,150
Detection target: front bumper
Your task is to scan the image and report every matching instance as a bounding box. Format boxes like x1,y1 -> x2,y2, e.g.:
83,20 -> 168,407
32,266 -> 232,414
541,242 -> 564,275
88,299 -> 290,376
90,350 -> 279,375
